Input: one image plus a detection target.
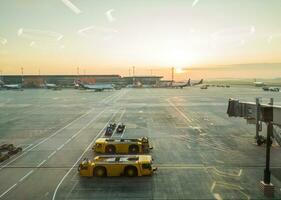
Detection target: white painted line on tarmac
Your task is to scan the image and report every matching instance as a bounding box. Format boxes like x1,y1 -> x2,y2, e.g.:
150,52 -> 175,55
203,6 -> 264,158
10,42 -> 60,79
57,144 -> 65,151
0,92 -> 121,199
52,111 -> 119,200
0,143 -> 33,168
210,181 -> 216,192
22,144 -> 33,151
120,126 -> 126,138
117,109 -> 126,122
0,183 -> 17,198
65,138 -> 72,145
213,193 -> 223,200
48,151 -> 57,159
0,106 -> 96,171
110,122 -> 120,138
19,170 -> 34,182
238,169 -> 243,176
213,168 -> 243,177
37,159 -> 47,167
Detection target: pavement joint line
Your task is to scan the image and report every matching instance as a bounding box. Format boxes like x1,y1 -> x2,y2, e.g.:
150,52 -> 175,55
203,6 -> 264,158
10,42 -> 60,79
19,170 -> 34,182
0,183 -> 17,198
37,159 -> 47,168
52,110 -> 120,200
47,151 -> 57,159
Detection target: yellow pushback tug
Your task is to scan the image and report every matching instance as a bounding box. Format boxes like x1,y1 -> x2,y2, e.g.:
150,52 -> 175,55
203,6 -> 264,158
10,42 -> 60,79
78,155 -> 157,177
92,137 -> 153,154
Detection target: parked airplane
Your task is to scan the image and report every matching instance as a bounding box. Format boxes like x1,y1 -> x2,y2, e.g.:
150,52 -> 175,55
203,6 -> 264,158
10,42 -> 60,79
192,79 -> 204,86
0,80 -> 22,90
253,79 -> 265,87
75,80 -> 114,92
170,79 -> 191,88
169,79 -> 203,88
44,81 -> 60,90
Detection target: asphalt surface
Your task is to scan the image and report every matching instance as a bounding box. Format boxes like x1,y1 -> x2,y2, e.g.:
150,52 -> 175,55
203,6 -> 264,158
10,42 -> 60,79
0,87 -> 280,200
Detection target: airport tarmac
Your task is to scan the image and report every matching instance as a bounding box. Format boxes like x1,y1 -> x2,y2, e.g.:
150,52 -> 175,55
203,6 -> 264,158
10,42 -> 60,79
0,87 -> 280,200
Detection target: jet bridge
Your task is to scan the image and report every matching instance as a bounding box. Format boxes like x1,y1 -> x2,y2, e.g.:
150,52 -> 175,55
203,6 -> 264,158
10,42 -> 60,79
227,98 -> 281,146
227,98 -> 280,197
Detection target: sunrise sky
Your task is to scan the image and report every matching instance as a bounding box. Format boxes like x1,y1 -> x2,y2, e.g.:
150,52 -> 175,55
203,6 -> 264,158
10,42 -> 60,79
0,0 -> 281,80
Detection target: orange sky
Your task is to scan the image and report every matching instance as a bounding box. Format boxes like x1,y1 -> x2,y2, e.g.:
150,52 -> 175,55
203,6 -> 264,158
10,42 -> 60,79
1,1 -> 281,80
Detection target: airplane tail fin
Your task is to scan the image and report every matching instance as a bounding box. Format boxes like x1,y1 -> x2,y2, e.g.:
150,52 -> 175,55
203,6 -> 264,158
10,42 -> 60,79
187,78 -> 191,86
198,79 -> 203,85
74,79 -> 84,88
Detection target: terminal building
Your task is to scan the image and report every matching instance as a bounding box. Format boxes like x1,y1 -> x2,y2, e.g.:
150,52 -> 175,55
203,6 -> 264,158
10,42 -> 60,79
0,75 -> 164,88
0,75 -> 122,88
122,76 -> 163,87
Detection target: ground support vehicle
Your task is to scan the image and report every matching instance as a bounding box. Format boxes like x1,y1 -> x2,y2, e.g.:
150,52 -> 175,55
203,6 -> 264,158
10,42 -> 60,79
78,155 -> 157,177
93,137 -> 153,154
